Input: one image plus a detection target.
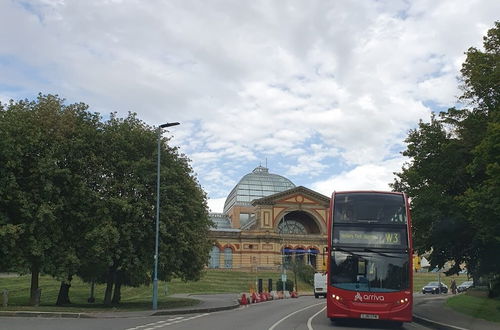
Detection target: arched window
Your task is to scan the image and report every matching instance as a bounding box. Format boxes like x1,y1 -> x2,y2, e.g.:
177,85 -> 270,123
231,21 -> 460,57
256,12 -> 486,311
209,246 -> 220,269
224,247 -> 233,269
277,220 -> 307,234
275,211 -> 321,235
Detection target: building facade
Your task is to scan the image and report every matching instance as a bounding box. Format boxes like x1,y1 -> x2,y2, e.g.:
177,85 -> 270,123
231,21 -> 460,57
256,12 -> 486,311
208,166 -> 330,271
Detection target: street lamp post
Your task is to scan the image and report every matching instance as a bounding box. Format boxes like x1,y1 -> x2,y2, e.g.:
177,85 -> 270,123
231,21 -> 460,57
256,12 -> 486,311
153,122 -> 180,310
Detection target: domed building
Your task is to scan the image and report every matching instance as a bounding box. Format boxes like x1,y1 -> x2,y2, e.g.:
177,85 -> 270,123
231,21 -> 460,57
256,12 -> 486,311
208,166 -> 330,270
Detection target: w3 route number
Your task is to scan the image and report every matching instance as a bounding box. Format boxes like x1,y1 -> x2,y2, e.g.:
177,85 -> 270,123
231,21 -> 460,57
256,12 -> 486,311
384,232 -> 400,244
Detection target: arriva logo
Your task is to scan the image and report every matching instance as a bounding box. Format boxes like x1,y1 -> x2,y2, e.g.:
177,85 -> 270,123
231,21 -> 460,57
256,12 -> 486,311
353,292 -> 385,302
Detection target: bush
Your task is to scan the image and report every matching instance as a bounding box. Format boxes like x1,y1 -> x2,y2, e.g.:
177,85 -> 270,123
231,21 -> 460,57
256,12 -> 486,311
276,279 -> 294,292
488,276 -> 500,298
297,264 -> 315,286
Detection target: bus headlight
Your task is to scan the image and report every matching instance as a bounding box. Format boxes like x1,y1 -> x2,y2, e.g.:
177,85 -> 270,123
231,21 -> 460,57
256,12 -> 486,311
331,294 -> 342,301
395,298 -> 408,305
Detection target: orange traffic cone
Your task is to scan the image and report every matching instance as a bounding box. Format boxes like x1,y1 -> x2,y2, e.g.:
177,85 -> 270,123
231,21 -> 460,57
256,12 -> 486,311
240,293 -> 248,305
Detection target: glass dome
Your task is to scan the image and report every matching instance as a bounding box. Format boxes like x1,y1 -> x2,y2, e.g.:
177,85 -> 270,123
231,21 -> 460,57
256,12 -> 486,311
223,166 -> 295,214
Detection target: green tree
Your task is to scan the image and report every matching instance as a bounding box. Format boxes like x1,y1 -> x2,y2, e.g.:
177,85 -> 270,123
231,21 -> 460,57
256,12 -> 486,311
1,96 -> 213,306
156,140 -> 213,284
392,22 -> 500,281
95,113 -> 158,305
93,113 -> 212,305
0,95 -> 101,305
48,103 -> 103,306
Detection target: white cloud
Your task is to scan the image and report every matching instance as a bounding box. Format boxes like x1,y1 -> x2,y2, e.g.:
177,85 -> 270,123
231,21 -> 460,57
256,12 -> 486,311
1,0 -> 498,203
311,157 -> 407,196
207,197 -> 226,213
0,94 -> 13,105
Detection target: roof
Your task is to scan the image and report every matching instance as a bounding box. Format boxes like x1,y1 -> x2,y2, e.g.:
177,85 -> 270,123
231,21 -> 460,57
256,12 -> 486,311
252,186 -> 331,207
223,166 -> 295,213
209,212 -> 232,229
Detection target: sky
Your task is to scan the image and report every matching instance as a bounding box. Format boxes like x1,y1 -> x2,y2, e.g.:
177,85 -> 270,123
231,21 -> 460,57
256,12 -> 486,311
1,0 -> 498,213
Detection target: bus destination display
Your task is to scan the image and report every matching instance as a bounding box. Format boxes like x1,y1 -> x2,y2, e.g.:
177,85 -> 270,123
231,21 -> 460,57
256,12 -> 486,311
337,230 -> 402,246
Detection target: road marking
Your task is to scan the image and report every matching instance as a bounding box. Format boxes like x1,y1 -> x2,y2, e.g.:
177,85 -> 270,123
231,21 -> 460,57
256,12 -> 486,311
307,306 -> 326,330
125,314 -> 209,330
268,302 -> 326,330
125,317 -> 183,330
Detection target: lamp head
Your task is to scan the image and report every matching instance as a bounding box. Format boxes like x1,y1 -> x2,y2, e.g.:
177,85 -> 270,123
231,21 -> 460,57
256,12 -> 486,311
160,122 -> 180,128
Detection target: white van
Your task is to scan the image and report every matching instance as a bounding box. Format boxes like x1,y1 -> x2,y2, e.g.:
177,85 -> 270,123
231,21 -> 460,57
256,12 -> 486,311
314,272 -> 327,298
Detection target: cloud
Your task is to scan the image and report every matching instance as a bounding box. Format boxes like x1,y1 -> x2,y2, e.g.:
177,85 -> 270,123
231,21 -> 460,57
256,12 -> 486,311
1,0 -> 498,204
207,197 -> 226,213
311,157 -> 407,196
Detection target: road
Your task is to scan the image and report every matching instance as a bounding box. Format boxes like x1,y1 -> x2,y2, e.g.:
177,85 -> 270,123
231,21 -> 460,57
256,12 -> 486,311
0,296 -> 431,330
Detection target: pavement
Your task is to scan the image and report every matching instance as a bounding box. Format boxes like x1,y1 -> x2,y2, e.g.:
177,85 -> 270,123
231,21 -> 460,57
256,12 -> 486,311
1,292 -> 499,329
0,293 -> 240,319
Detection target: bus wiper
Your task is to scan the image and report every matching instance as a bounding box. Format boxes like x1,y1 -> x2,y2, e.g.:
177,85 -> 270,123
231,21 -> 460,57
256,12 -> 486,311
333,247 -> 364,257
363,248 -> 399,258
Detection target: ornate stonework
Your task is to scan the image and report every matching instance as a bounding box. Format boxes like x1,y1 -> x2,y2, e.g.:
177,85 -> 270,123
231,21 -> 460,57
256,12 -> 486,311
209,184 -> 330,271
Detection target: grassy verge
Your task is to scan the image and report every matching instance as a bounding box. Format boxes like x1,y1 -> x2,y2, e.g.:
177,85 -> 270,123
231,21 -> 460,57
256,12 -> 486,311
446,290 -> 500,323
0,273 -> 200,311
0,270 -> 309,312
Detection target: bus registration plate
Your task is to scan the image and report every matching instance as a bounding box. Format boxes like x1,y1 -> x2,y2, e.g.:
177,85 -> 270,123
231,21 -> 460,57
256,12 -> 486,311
360,314 -> 379,320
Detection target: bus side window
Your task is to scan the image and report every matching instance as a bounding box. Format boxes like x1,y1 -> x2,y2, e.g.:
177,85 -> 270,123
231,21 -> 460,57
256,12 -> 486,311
357,259 -> 368,283
358,259 -> 366,275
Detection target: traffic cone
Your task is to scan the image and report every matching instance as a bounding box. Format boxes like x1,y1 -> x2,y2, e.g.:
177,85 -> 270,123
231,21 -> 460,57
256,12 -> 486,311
240,293 -> 248,305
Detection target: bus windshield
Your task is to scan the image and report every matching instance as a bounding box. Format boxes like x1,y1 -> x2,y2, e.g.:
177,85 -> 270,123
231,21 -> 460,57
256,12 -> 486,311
333,193 -> 407,224
330,250 -> 410,292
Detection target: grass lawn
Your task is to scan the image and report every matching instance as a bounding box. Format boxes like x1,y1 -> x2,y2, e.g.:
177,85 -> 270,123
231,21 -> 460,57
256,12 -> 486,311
0,270 -> 470,312
0,273 -> 200,312
0,270 -> 308,312
446,290 -> 500,323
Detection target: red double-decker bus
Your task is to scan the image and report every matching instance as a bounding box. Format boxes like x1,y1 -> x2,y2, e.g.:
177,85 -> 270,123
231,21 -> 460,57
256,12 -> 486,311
326,191 -> 413,326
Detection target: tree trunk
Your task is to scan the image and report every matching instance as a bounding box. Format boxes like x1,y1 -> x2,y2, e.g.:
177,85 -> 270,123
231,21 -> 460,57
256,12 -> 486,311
29,262 -> 40,306
103,268 -> 115,306
111,271 -> 122,305
88,280 -> 96,303
56,275 -> 72,306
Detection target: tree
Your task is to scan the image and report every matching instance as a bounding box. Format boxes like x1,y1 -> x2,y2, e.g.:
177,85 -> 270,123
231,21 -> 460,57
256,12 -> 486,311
392,22 -> 500,281
47,103 -> 103,306
91,113 -> 212,305
1,96 -> 213,306
0,95 -> 101,305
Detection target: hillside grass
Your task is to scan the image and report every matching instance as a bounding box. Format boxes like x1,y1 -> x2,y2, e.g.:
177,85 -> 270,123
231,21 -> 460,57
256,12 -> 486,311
446,290 -> 500,323
0,270 -> 306,311
0,270 -> 470,312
